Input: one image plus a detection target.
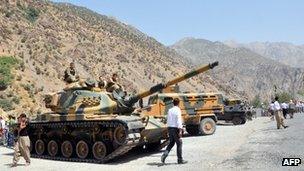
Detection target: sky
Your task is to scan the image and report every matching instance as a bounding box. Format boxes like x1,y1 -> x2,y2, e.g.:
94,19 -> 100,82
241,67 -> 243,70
52,0 -> 304,45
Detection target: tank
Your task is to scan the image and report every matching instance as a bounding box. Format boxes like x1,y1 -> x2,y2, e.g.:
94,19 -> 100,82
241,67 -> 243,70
28,61 -> 219,163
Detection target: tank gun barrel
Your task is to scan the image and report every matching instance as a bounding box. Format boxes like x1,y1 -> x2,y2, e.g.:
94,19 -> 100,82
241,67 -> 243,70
125,61 -> 219,106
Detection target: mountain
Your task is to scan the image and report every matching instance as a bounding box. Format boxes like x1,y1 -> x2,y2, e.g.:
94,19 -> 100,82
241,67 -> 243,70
224,41 -> 304,68
0,1 -> 220,115
172,38 -> 304,100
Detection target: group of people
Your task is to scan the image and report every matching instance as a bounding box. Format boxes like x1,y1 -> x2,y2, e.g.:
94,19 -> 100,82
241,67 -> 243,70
268,97 -> 294,129
64,62 -> 124,93
268,99 -> 299,120
0,115 -> 16,148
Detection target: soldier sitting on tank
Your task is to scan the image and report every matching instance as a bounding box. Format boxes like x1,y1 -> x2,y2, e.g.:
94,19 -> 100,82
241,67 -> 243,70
106,73 -> 124,92
98,76 -> 107,90
64,62 -> 79,83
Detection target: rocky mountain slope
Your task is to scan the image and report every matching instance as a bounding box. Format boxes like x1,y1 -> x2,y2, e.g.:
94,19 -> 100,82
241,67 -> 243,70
172,38 -> 304,100
224,40 -> 304,68
0,1 -> 220,116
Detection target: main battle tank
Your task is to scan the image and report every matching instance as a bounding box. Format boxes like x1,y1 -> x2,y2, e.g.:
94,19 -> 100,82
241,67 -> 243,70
28,61 -> 219,163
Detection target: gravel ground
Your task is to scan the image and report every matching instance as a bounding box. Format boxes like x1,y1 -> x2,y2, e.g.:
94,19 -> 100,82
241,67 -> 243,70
1,114 -> 303,171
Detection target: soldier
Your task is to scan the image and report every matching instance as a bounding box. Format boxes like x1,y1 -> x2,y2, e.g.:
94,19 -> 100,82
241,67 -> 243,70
98,76 -> 107,89
106,73 -> 123,92
64,62 -> 79,83
273,97 -> 288,129
12,113 -> 31,167
161,98 -> 187,164
7,115 -> 16,148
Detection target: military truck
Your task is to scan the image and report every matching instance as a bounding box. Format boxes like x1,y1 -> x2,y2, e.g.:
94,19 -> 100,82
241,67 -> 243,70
142,92 -> 223,136
27,61 -> 219,163
216,97 -> 247,125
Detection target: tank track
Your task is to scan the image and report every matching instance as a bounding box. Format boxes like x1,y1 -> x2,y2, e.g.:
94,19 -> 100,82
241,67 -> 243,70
29,120 -> 141,163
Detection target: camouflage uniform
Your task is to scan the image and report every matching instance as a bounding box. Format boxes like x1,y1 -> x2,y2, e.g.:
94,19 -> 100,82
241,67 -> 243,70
106,78 -> 123,92
64,67 -> 79,83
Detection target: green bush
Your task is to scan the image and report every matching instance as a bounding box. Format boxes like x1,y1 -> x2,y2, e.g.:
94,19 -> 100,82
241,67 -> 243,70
0,99 -> 14,111
0,56 -> 18,90
25,7 -> 40,22
251,95 -> 261,108
275,92 -> 293,103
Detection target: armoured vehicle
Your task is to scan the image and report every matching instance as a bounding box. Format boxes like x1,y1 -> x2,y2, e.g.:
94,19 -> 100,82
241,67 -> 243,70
217,97 -> 247,125
143,90 -> 223,136
27,61 -> 219,163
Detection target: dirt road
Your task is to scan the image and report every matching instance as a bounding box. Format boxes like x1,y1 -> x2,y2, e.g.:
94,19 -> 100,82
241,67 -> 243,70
1,114 -> 303,171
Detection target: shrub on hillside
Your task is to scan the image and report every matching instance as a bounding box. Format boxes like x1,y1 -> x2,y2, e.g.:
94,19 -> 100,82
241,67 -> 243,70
25,7 -> 40,22
0,99 -> 14,111
0,56 -> 18,90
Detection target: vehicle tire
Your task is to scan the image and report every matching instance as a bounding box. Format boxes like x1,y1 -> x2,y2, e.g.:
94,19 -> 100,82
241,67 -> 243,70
92,141 -> 107,160
35,139 -> 45,155
61,140 -> 74,158
47,140 -> 59,157
76,140 -> 89,159
186,125 -> 200,136
232,116 -> 243,125
199,118 -> 216,135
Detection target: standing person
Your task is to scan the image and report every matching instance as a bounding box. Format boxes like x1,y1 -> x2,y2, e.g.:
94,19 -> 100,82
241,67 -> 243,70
288,100 -> 296,119
64,62 -> 79,83
268,102 -> 275,120
281,102 -> 288,119
12,113 -> 31,167
274,97 -> 288,129
0,116 -> 6,146
7,115 -> 16,148
161,98 -> 187,164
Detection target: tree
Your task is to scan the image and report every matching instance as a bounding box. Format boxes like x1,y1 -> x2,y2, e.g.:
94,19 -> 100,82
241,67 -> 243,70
251,95 -> 261,108
275,92 -> 293,103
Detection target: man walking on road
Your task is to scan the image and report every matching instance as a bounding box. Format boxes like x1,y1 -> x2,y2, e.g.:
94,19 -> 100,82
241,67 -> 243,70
161,98 -> 187,164
274,97 -> 288,129
12,113 -> 31,167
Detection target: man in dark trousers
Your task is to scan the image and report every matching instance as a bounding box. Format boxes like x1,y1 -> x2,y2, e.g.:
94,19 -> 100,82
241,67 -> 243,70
161,98 -> 187,164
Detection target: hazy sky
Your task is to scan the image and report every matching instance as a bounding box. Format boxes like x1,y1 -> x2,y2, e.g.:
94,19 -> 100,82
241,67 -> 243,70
52,0 -> 304,45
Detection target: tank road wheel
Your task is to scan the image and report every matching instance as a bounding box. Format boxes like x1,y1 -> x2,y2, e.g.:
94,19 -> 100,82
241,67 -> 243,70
92,141 -> 107,160
113,125 -> 127,145
76,140 -> 89,159
61,140 -> 73,158
199,118 -> 216,135
35,139 -> 45,155
47,140 -> 59,157
186,125 -> 200,136
232,116 -> 242,125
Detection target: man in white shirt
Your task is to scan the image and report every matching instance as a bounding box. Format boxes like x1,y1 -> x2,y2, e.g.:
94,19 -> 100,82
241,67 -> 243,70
161,98 -> 187,164
274,97 -> 288,129
268,102 -> 275,120
281,102 -> 288,119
